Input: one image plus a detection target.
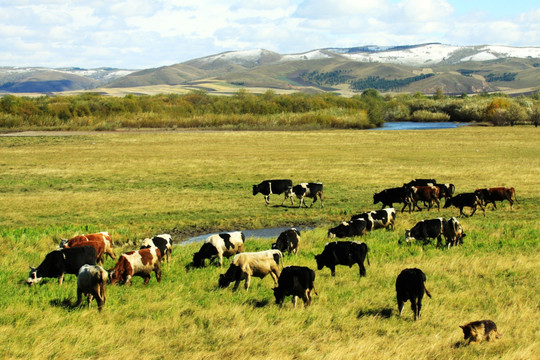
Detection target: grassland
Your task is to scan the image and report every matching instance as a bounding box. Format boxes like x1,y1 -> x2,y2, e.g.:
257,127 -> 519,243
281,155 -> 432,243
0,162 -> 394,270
0,127 -> 539,359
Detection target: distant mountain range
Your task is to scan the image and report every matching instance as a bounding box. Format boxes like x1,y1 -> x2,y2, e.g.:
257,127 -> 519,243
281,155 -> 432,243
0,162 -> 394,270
2,43 -> 540,96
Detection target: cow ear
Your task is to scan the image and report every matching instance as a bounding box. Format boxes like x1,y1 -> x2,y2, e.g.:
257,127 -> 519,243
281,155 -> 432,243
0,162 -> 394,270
459,325 -> 465,329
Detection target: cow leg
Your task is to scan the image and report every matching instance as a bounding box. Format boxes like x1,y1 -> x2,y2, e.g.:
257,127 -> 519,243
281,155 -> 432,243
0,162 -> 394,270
125,275 -> 132,286
292,296 -> 298,308
232,279 -> 241,291
397,298 -> 404,317
319,193 -> 324,208
58,274 -> 64,285
411,299 -> 418,321
303,290 -> 311,307
417,298 -> 422,320
359,263 -> 366,277
76,289 -> 83,307
155,262 -> 162,283
264,195 -> 270,206
434,198 -> 440,212
143,275 -> 151,285
87,293 -> 93,310
244,275 -> 252,291
330,266 -> 336,277
269,271 -> 279,286
436,235 -> 443,248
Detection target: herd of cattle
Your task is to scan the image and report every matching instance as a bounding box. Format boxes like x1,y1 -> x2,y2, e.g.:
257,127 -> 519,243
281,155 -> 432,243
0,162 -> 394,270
25,178 -> 515,342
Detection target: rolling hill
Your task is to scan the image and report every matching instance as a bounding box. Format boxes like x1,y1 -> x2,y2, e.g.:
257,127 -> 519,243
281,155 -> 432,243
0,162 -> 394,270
2,43 -> 540,96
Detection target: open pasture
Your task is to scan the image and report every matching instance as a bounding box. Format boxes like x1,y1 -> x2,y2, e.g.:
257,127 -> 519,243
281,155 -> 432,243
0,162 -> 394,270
0,127 -> 539,359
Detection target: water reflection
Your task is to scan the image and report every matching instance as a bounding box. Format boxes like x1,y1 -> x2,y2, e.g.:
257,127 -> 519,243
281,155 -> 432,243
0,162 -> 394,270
371,122 -> 470,130
180,226 -> 314,246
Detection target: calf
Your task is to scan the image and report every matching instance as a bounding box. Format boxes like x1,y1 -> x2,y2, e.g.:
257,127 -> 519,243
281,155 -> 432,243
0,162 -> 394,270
272,228 -> 300,255
287,182 -> 324,208
351,208 -> 396,231
315,241 -> 369,277
403,218 -> 445,247
407,185 -> 440,212
273,266 -> 318,308
475,187 -> 518,209
109,248 -> 161,286
192,231 -> 245,267
444,217 -> 466,248
218,250 -> 283,291
252,179 -> 293,206
75,264 -> 108,312
444,192 -> 485,217
373,187 -> 412,212
327,219 -> 367,239
26,246 -> 96,286
140,234 -> 172,266
396,268 -> 432,321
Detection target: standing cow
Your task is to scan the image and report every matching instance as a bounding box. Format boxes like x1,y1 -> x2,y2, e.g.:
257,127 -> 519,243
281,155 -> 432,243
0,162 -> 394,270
407,185 -> 441,212
75,264 -> 108,312
444,217 -> 466,248
373,187 -> 412,212
351,208 -> 396,231
272,228 -> 301,255
218,250 -> 283,291
475,187 -> 518,209
252,179 -> 293,206
444,193 -> 485,217
315,241 -> 369,277
140,234 -> 173,266
61,232 -> 116,260
273,266 -> 318,308
287,182 -> 324,208
26,246 -> 97,286
192,231 -> 245,267
396,268 -> 432,321
403,218 -> 446,247
109,248 -> 161,286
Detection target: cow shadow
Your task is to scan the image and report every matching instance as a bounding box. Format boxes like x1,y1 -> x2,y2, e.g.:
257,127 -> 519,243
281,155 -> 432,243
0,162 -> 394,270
49,298 -> 77,311
245,299 -> 270,308
357,307 -> 393,319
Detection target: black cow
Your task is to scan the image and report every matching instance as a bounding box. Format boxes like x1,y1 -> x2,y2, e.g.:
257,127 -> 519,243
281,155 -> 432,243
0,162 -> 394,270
273,266 -> 318,308
328,219 -> 367,239
443,192 -> 485,217
272,228 -> 301,255
405,179 -> 437,187
373,187 -> 412,212
315,241 -> 369,277
287,182 -> 324,208
26,246 -> 97,286
396,268 -> 432,321
351,208 -> 396,231
403,218 -> 445,247
252,179 -> 293,206
434,183 -> 455,200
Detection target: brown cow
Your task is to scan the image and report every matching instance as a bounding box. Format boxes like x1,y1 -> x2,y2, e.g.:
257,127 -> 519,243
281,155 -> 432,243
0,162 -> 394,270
407,185 -> 440,212
109,248 -> 162,286
69,240 -> 106,265
475,187 -> 518,209
61,232 -> 116,260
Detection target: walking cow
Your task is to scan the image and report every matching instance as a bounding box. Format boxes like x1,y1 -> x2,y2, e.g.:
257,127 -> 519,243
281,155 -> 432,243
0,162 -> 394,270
396,268 -> 432,321
287,182 -> 324,208
273,266 -> 318,308
252,179 -> 293,206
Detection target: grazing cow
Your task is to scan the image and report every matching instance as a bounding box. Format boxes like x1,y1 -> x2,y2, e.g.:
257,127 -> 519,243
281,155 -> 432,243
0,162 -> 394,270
273,266 -> 318,308
327,219 -> 367,239
75,264 -> 108,312
351,208 -> 396,231
69,240 -> 106,265
287,182 -> 324,208
218,250 -> 283,291
444,193 -> 485,217
192,231 -> 245,268
407,185 -> 441,212
140,234 -> 172,266
405,179 -> 437,187
460,320 -> 502,344
396,268 -> 432,321
272,228 -> 301,255
26,246 -> 96,286
61,232 -> 116,260
252,179 -> 293,206
373,187 -> 412,212
444,217 -> 466,248
109,248 -> 161,286
314,241 -> 369,277
475,187 -> 518,209
403,218 -> 446,247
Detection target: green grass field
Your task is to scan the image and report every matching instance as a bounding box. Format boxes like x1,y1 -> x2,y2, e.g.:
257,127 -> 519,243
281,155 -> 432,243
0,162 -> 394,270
0,127 -> 538,359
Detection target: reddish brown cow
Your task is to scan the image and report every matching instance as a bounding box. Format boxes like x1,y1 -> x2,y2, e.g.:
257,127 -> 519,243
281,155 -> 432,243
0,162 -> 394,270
69,240 -> 106,265
109,248 -> 162,286
61,232 -> 116,260
407,185 -> 440,213
475,187 -> 518,209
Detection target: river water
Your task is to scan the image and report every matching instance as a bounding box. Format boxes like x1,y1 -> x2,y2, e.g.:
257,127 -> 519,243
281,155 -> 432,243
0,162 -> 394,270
181,227 -> 315,245
370,121 -> 470,130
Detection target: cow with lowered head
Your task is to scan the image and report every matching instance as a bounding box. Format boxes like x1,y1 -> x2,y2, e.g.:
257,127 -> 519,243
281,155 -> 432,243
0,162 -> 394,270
272,228 -> 301,255
396,268 -> 432,321
75,264 -> 108,312
328,219 -> 367,239
109,247 -> 161,286
192,231 -> 245,268
60,232 -> 116,260
218,250 -> 283,291
27,246 -> 97,286
351,208 -> 396,231
315,241 -> 369,277
252,179 -> 293,206
140,234 -> 173,266
403,218 -> 446,247
273,266 -> 318,308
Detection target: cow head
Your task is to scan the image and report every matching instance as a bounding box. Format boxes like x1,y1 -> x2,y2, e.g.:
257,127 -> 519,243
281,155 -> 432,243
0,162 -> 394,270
108,269 -> 121,285
218,274 -> 231,288
314,254 -> 324,270
443,197 -> 453,208
58,239 -> 69,248
26,267 -> 42,286
373,192 -> 380,205
402,230 -> 414,244
192,251 -> 205,268
252,185 -> 259,196
273,287 -> 286,305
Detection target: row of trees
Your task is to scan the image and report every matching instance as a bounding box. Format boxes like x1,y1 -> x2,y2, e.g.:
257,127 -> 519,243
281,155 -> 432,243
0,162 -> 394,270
0,89 -> 539,130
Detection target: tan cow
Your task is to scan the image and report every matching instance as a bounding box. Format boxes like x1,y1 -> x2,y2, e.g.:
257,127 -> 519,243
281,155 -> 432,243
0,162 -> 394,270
218,250 -> 283,291
75,264 -> 108,311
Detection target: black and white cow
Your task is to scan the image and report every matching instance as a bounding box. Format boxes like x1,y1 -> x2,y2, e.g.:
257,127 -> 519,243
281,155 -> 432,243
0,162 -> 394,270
351,208 -> 396,231
443,217 -> 466,248
273,266 -> 318,308
252,179 -> 293,206
443,192 -> 485,217
373,187 -> 412,212
192,231 -> 245,268
403,218 -> 446,247
327,219 -> 367,239
314,241 -> 369,277
140,234 -> 172,265
26,246 -> 97,286
396,268 -> 432,321
272,228 -> 301,255
287,182 -> 324,208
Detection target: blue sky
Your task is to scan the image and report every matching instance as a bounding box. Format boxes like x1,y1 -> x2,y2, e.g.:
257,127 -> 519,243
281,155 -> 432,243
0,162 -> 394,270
0,0 -> 538,69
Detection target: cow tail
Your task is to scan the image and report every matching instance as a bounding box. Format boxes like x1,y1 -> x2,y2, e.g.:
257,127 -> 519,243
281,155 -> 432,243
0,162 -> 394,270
424,285 -> 432,298
365,244 -> 370,266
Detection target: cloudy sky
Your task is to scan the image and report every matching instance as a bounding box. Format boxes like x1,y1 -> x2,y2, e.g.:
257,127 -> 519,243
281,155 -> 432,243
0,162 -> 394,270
1,0 -> 539,69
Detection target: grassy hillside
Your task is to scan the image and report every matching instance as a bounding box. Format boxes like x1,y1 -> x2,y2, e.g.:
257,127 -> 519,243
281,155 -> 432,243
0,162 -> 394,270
0,127 -> 538,359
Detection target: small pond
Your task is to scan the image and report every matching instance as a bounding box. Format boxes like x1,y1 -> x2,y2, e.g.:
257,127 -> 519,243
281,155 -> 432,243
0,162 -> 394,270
371,121 -> 470,130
